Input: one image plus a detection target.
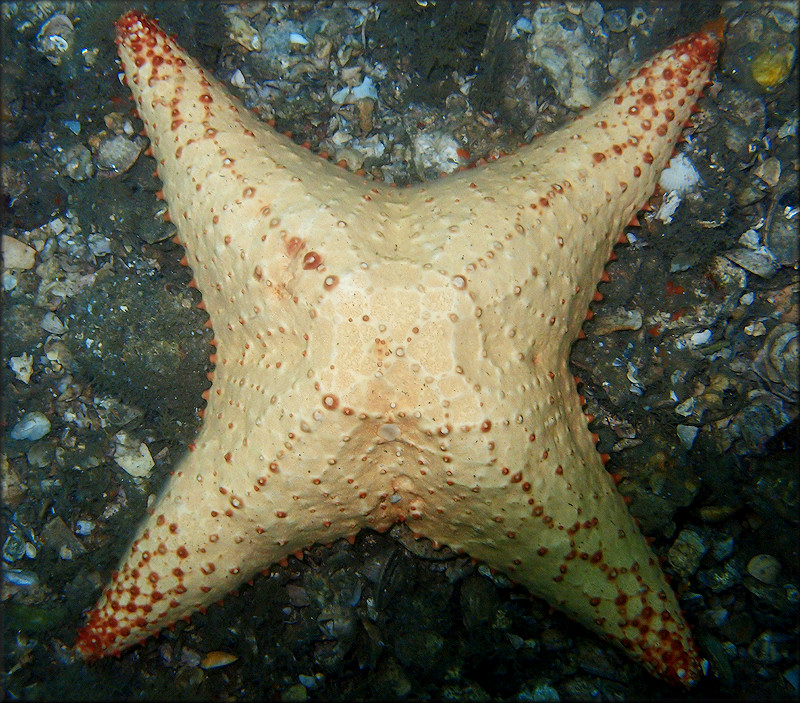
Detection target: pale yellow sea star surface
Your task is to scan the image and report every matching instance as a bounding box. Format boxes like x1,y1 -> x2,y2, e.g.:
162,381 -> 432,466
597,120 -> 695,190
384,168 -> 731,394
76,11 -> 722,687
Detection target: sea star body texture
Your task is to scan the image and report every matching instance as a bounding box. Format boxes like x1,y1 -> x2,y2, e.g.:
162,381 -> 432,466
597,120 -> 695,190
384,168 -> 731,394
76,11 -> 721,687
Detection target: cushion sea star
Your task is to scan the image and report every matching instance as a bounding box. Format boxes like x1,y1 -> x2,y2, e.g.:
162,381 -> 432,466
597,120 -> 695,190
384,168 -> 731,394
75,10 -> 722,687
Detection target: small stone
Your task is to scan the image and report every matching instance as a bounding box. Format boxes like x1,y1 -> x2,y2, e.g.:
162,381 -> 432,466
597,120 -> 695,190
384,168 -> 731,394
61,144 -> 95,181
659,153 -> 701,193
75,520 -> 95,536
582,1 -> 604,27
604,8 -> 628,32
281,684 -> 308,702
697,562 -> 741,593
1,457 -> 28,508
113,432 -> 155,480
747,554 -> 781,585
10,412 -> 51,441
676,424 -> 699,449
689,329 -> 713,347
668,529 -> 707,577
2,235 -> 36,270
784,664 -> 800,692
527,682 -> 560,701
752,156 -> 781,187
744,321 -> 767,337
699,607 -> 729,628
700,505 -> 738,523
670,251 -> 698,273
748,631 -> 784,664
750,43 -> 796,90
26,441 -> 55,469
40,516 -> 87,559
738,228 -> 761,249
711,536 -> 735,561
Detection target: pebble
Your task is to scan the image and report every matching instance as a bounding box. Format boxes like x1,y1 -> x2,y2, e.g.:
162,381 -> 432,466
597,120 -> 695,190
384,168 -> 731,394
604,8 -> 628,32
297,674 -> 321,690
748,631 -> 784,664
113,432 -> 155,480
3,529 -> 28,562
765,209 -> 799,266
527,682 -> 560,701
668,529 -> 708,577
87,233 -> 112,257
744,321 -> 767,337
282,684 -> 308,702
670,251 -> 699,273
412,131 -> 462,176
40,516 -> 86,559
700,504 -> 738,523
697,562 -> 741,593
512,17 -> 533,36
738,228 -> 761,249
747,554 -> 781,585
689,329 -> 713,347
752,156 -> 782,187
711,536 -> 736,561
676,424 -> 699,449
784,664 -> 800,692
701,607 -> 729,628
4,569 -> 39,587
2,235 -> 36,270
75,520 -> 94,536
582,1 -> 604,27
10,412 -> 51,441
60,144 -> 95,181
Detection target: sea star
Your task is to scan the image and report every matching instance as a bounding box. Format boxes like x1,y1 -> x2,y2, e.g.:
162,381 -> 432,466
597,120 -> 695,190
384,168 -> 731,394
76,10 -> 721,687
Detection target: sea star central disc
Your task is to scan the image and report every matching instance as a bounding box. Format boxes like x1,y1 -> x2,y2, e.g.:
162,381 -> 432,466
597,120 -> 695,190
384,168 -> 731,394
76,11 -> 722,687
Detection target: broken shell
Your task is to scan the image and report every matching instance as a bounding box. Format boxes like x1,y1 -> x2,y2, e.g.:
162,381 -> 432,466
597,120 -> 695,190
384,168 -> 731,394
750,42 -> 796,90
95,135 -> 143,174
765,209 -> 799,267
225,14 -> 262,52
591,307 -> 642,335
724,246 -> 779,279
752,156 -> 782,187
754,323 -> 799,395
36,13 -> 75,66
200,651 -> 239,669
